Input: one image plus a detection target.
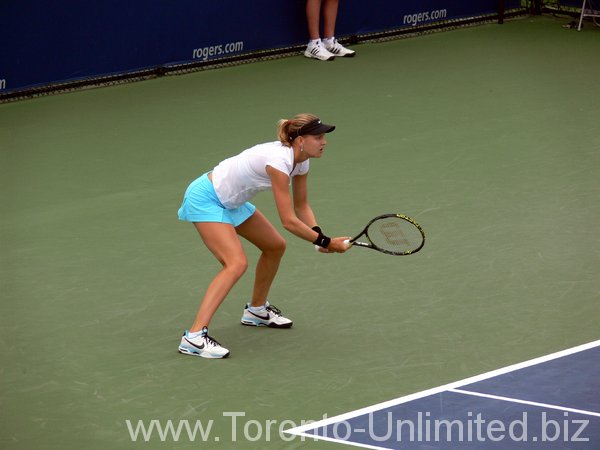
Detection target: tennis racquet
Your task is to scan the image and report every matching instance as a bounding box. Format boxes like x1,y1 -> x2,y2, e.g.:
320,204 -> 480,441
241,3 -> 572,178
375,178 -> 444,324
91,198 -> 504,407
344,214 -> 425,255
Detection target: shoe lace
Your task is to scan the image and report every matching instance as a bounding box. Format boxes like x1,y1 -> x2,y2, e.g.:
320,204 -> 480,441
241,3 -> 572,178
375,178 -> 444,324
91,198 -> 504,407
265,304 -> 282,316
203,333 -> 223,348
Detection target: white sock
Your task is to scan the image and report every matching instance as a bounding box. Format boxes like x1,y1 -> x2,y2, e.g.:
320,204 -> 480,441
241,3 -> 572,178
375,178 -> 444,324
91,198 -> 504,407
248,301 -> 268,313
188,328 -> 207,338
309,38 -> 321,46
322,37 -> 335,46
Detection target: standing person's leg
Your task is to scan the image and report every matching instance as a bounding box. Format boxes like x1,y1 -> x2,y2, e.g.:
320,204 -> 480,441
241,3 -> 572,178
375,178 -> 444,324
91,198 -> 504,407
235,210 -> 293,328
306,0 -> 323,40
321,0 -> 339,39
304,0 -> 336,61
321,0 -> 356,57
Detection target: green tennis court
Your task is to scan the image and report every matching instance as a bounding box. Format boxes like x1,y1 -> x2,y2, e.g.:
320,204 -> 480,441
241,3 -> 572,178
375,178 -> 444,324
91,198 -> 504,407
1,15 -> 599,449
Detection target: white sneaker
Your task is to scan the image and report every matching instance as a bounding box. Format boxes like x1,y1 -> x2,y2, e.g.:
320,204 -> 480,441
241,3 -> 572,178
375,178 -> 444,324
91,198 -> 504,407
304,40 -> 335,61
241,302 -> 293,328
324,38 -> 356,57
178,328 -> 230,359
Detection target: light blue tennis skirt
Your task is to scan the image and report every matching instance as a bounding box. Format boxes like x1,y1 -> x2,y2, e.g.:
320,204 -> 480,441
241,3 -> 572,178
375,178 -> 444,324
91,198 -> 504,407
177,173 -> 256,226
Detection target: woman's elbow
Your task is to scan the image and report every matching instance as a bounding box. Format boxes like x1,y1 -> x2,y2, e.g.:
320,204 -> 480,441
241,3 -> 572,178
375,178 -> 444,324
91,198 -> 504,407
281,219 -> 297,232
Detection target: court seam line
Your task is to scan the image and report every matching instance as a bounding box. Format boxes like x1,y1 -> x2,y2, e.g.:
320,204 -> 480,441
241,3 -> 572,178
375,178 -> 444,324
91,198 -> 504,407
449,388 -> 600,418
284,339 -> 600,436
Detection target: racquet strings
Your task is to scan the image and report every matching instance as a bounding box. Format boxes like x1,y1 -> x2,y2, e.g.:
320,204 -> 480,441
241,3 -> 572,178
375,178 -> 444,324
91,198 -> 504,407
368,216 -> 423,253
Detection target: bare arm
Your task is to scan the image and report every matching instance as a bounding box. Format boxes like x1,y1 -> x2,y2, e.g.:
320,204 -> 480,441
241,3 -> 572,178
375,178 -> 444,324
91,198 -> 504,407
291,173 -> 318,228
267,166 -> 348,252
267,166 -> 319,242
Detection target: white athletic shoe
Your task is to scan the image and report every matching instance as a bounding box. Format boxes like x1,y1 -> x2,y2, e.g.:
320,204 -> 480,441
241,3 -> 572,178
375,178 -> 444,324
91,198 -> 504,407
178,328 -> 230,359
304,40 -> 336,61
241,302 -> 293,328
324,38 -> 356,57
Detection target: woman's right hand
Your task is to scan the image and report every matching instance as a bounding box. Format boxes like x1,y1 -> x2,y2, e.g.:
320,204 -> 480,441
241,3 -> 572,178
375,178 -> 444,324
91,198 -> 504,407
320,236 -> 351,253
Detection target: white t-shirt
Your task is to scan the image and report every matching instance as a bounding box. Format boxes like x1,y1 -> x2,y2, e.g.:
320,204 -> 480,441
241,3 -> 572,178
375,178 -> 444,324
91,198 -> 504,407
212,141 -> 310,208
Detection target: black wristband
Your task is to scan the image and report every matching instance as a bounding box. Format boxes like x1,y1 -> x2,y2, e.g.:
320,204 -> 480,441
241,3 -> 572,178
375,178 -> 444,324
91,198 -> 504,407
311,226 -> 322,234
313,232 -> 331,249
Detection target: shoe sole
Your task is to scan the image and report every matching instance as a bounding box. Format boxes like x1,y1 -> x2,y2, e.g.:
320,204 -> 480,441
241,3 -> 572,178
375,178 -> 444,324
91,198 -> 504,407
178,346 -> 230,359
328,51 -> 355,58
240,319 -> 293,329
303,53 -> 335,61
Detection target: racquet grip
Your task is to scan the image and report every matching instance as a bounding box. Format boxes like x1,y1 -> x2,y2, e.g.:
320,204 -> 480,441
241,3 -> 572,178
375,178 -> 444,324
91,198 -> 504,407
316,240 -> 353,251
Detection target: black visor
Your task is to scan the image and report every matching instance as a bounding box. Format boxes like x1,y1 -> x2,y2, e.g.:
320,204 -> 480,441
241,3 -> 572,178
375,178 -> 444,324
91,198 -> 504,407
291,119 -> 336,140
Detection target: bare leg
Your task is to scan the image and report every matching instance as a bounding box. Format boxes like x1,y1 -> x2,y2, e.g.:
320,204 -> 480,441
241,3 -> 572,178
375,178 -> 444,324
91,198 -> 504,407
189,222 -> 248,332
322,0 -> 340,39
306,0 -> 323,40
235,210 -> 286,307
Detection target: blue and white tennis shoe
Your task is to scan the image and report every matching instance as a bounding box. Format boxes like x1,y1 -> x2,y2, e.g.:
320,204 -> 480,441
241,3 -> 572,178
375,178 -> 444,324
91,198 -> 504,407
178,327 -> 230,359
241,302 -> 293,328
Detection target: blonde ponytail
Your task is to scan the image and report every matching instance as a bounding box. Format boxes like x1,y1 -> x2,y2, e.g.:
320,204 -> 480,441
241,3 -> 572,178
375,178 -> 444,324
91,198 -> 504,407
276,113 -> 319,146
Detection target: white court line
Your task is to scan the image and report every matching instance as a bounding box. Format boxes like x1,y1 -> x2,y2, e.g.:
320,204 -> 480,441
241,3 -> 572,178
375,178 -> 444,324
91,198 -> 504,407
284,339 -> 600,440
450,388 -> 600,418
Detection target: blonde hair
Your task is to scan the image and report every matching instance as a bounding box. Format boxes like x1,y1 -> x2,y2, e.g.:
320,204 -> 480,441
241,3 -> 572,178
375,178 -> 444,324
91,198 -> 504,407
276,113 -> 319,147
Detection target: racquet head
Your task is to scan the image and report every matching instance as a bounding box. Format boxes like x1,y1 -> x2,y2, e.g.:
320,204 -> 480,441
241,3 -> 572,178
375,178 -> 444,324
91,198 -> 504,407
357,214 -> 425,255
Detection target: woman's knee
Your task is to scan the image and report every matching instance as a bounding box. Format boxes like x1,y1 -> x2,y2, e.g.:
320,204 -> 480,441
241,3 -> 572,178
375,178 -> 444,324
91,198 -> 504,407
224,257 -> 248,279
267,236 -> 287,258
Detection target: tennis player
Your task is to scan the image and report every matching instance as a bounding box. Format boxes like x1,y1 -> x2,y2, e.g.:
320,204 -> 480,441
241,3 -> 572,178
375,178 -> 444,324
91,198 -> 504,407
177,113 -> 349,359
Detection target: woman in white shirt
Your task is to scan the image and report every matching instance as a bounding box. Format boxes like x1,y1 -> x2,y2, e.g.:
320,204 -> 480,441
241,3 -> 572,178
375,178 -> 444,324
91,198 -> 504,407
177,113 -> 349,358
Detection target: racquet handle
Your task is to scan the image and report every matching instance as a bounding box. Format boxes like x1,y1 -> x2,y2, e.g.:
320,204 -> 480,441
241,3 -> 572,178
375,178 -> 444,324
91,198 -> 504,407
316,240 -> 353,252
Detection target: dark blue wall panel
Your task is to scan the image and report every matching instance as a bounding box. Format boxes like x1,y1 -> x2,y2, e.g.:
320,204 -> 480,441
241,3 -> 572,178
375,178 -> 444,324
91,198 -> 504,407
0,0 -> 520,94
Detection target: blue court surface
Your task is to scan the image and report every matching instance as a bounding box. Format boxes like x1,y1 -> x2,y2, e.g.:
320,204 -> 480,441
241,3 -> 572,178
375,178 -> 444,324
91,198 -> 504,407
285,340 -> 600,449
